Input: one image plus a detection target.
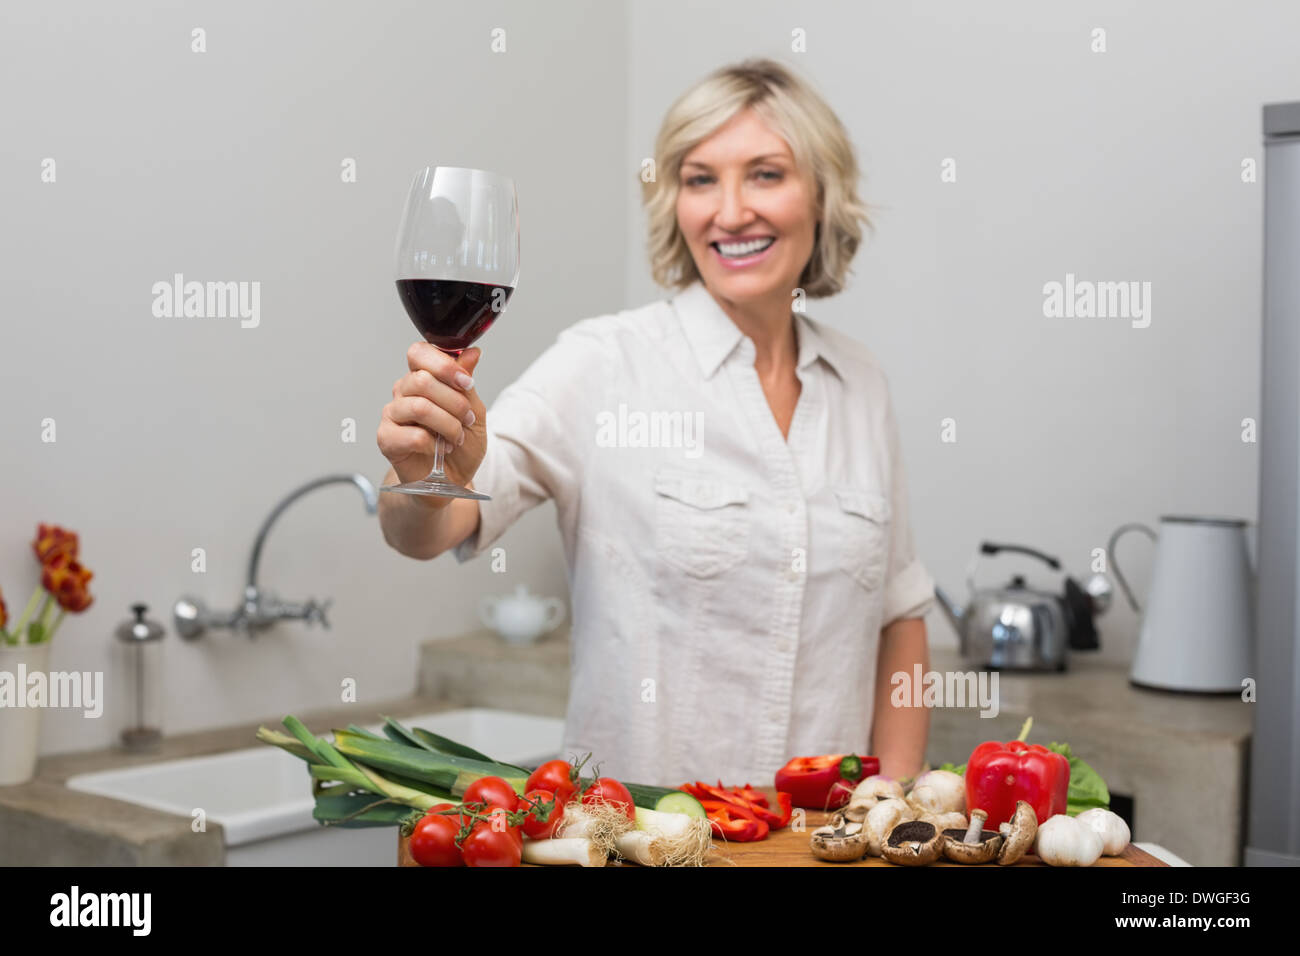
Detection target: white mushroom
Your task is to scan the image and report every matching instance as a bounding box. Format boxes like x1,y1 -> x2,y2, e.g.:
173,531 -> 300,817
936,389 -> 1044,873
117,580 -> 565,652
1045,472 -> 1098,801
810,820 -> 868,862
843,775 -> 905,822
863,798 -> 916,856
917,810 -> 968,832
997,801 -> 1038,865
906,770 -> 966,815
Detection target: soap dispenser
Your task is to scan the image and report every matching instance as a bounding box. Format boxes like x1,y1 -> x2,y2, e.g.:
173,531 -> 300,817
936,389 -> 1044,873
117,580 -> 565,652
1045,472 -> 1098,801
114,603 -> 165,751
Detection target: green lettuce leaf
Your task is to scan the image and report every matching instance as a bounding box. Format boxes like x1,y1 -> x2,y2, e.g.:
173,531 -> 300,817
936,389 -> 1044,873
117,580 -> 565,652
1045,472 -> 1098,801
1046,742 -> 1110,815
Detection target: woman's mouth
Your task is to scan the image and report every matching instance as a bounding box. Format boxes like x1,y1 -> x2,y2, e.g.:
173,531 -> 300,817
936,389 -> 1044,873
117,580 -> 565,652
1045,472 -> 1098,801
711,236 -> 776,268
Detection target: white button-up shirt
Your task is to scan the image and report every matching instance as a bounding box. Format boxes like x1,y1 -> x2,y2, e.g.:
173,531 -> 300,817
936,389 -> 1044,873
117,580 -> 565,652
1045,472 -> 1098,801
455,279 -> 936,787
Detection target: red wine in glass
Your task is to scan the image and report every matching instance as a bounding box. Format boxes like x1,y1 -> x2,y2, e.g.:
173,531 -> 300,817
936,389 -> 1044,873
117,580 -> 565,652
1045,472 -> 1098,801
383,166 -> 520,500
395,279 -> 514,354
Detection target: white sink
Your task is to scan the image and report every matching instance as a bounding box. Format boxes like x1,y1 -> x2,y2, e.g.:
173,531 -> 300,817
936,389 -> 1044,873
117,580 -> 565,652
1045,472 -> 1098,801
65,708 -> 566,866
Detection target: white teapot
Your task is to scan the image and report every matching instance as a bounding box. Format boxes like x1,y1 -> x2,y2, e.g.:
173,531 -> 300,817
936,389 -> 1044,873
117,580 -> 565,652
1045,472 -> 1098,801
479,585 -> 566,644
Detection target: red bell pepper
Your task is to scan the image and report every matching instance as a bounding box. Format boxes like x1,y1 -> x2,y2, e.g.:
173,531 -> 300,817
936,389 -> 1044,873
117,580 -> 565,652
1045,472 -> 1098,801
775,754 -> 880,809
965,739 -> 1070,827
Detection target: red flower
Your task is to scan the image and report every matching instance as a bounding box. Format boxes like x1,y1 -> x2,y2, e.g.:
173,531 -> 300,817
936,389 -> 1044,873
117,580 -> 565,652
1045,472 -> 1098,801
41,552 -> 94,613
33,523 -> 80,566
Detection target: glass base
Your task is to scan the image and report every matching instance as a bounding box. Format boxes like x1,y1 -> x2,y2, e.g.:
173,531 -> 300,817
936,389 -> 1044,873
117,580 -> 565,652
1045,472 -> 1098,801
380,478 -> 490,500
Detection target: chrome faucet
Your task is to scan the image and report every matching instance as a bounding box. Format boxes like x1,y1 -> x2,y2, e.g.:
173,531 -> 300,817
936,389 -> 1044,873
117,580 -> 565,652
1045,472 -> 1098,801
174,473 -> 379,640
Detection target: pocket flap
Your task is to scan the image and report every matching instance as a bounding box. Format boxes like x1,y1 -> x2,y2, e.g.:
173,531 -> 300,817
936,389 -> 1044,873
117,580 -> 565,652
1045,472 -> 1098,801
654,471 -> 750,510
833,488 -> 891,523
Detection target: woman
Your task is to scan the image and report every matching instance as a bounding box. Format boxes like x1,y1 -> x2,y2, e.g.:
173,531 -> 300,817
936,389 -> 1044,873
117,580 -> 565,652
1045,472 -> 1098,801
376,58 -> 936,788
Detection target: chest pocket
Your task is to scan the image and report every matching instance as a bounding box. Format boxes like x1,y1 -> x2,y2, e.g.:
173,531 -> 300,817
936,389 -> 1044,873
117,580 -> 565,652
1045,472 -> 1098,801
653,470 -> 751,578
833,488 -> 892,591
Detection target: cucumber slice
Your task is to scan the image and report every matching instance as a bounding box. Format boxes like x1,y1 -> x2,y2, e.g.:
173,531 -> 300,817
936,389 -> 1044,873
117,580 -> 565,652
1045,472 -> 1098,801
653,790 -> 707,818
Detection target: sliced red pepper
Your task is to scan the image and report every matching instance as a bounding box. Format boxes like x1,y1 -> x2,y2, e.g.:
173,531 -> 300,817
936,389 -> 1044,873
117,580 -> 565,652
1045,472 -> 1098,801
707,806 -> 768,842
693,782 -> 759,812
773,791 -> 793,828
739,801 -> 783,828
697,798 -> 761,822
732,783 -> 770,807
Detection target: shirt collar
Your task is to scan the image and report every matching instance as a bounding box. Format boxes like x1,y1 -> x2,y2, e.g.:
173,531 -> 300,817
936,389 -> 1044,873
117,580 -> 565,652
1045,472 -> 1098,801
670,279 -> 845,380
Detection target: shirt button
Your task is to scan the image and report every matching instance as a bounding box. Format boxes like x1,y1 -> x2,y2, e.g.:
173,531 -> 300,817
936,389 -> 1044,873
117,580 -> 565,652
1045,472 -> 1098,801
786,501 -> 797,515
778,640 -> 793,653
786,568 -> 800,582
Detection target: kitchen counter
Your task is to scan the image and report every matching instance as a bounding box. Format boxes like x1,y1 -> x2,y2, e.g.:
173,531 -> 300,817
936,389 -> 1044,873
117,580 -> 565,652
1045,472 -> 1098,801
421,629 -> 1252,866
0,693 -> 451,865
398,787 -> 1169,866
1,628 -> 1251,866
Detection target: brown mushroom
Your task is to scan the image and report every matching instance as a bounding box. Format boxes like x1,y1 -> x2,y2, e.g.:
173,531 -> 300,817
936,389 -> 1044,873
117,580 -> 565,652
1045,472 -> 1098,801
810,819 -> 868,862
941,808 -> 1004,864
997,801 -> 1038,865
881,820 -> 944,866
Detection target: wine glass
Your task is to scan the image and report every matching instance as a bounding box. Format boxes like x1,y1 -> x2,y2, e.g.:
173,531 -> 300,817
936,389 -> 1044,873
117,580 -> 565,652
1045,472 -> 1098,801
383,166 -> 519,499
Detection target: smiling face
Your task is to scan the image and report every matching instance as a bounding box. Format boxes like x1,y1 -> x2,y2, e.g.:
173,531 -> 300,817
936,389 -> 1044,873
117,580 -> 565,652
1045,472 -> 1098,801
676,107 -> 819,309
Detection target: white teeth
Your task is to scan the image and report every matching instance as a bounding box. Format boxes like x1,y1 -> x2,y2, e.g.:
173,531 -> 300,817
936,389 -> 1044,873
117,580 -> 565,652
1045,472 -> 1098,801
715,237 -> 774,258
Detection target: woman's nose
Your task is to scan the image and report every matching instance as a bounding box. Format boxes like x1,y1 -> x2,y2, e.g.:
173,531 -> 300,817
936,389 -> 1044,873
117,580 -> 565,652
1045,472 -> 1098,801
714,176 -> 751,229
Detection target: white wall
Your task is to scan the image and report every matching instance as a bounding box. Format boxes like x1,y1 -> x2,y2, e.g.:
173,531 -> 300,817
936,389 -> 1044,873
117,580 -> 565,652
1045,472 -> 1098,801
1,0 -> 627,754
4,0 -> 1293,757
626,0 -> 1292,663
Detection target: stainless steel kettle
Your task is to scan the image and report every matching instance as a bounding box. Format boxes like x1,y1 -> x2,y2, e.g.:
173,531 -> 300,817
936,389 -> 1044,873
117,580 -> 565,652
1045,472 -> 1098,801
935,542 -> 1111,671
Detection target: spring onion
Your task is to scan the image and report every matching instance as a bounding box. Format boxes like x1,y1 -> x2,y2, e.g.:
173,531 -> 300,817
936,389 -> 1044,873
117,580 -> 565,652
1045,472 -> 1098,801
521,837 -> 607,867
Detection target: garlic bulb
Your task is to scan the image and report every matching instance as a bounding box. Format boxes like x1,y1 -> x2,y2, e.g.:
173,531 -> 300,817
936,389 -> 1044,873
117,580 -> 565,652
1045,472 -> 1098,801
1075,808 -> 1130,856
1034,814 -> 1103,867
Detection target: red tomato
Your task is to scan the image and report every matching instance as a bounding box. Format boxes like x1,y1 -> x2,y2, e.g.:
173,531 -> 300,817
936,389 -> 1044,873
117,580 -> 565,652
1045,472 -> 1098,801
521,789 -> 564,840
461,818 -> 523,867
482,805 -> 524,847
581,777 -> 635,822
526,760 -> 578,804
409,810 -> 463,867
462,776 -> 520,812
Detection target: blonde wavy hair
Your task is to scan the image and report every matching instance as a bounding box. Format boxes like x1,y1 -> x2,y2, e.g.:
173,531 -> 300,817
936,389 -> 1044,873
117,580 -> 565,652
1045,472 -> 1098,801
641,57 -> 873,298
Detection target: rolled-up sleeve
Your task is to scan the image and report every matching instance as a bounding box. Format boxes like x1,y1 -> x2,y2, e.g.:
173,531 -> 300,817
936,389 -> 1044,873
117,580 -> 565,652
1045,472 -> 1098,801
452,321 -> 603,563
879,374 -> 936,628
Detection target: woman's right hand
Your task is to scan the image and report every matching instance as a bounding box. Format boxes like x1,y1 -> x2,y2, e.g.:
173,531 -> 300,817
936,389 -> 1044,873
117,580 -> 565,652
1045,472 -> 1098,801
378,343 -> 487,499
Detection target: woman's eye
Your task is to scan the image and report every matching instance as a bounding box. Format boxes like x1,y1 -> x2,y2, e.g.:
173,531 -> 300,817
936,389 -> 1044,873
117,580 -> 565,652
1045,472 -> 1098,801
682,171 -> 780,187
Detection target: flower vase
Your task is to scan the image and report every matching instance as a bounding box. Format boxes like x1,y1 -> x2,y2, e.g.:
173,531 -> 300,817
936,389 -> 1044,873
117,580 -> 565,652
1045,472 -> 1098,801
0,640 -> 51,785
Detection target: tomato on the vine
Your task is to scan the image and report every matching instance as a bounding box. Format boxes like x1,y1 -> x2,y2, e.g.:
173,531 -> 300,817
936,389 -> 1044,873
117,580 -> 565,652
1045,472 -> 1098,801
526,760 -> 579,805
409,809 -> 464,867
581,777 -> 636,822
460,818 -> 523,867
461,776 -> 520,812
520,788 -> 564,840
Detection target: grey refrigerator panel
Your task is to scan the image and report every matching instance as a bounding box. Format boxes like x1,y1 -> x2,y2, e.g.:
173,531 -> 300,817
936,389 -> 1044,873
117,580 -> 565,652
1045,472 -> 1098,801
1248,100 -> 1300,866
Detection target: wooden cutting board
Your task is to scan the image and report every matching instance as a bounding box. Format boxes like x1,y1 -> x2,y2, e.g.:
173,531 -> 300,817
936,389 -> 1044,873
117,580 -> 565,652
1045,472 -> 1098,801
397,788 -> 1166,867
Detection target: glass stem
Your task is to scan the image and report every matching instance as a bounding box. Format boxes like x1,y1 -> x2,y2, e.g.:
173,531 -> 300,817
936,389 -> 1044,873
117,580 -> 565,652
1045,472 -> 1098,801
428,436 -> 447,480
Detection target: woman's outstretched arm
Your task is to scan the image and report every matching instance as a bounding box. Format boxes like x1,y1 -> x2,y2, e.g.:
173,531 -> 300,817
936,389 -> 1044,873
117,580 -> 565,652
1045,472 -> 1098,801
871,616 -> 931,780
